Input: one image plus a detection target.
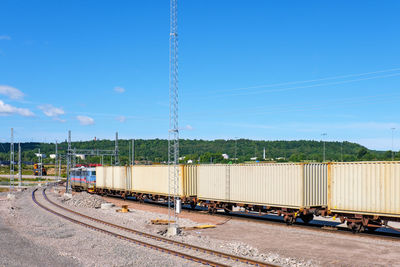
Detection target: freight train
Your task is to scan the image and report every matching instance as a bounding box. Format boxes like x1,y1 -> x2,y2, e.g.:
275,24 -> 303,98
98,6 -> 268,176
70,162 -> 400,232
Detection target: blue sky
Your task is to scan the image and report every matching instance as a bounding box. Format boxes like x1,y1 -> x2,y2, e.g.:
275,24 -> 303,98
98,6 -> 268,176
1,0 -> 400,150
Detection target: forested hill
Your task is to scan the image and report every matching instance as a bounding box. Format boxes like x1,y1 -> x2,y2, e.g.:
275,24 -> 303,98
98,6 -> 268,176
0,139 -> 396,164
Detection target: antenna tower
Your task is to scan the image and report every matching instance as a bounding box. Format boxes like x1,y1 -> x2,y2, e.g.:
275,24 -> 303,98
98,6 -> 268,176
168,0 -> 180,235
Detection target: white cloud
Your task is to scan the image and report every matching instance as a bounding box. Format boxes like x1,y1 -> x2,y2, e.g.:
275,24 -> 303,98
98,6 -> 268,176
114,86 -> 125,93
53,117 -> 66,123
185,124 -> 194,131
0,35 -> 11,40
0,85 -> 24,100
76,115 -> 94,125
38,104 -> 65,117
116,116 -> 126,123
0,100 -> 34,117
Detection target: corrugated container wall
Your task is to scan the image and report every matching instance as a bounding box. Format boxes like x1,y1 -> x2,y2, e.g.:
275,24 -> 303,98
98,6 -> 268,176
131,165 -> 185,196
303,163 -> 327,207
95,166 -> 105,188
197,163 -> 327,209
113,166 -> 128,190
183,165 -> 197,197
105,166 -> 114,189
330,162 -> 400,217
229,164 -> 303,208
197,165 -> 228,201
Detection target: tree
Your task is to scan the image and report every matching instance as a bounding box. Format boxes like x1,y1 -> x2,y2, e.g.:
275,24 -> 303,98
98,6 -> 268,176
357,148 -> 368,159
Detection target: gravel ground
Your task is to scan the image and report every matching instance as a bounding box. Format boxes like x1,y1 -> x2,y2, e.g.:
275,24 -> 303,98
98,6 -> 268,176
0,187 -> 199,267
48,187 -> 316,267
4,186 -> 400,267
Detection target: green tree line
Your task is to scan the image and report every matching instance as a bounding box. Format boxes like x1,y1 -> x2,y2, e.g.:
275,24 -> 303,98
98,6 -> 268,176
0,139 -> 398,165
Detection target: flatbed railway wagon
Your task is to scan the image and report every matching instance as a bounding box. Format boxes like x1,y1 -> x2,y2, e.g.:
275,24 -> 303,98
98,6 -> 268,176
197,163 -> 328,224
95,165 -> 197,204
329,161 -> 400,232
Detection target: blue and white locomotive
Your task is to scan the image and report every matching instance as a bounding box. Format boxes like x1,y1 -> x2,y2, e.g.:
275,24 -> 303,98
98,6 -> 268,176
70,166 -> 97,192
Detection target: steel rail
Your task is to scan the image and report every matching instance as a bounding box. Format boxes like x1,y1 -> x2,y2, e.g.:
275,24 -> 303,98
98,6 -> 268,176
103,194 -> 400,241
42,188 -> 275,267
32,189 -> 227,267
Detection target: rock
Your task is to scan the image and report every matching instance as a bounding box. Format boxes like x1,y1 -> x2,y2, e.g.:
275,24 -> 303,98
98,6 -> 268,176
101,203 -> 114,210
62,192 -> 107,209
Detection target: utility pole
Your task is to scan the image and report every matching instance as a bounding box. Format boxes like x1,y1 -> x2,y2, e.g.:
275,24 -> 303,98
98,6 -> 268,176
10,128 -> 14,192
115,132 -> 119,166
321,133 -> 327,162
167,0 -> 180,236
38,149 -> 42,178
263,147 -> 266,161
132,139 -> 135,165
18,143 -> 21,187
392,128 -> 396,161
341,141 -> 343,162
234,137 -> 238,163
55,141 -> 58,180
66,130 -> 71,194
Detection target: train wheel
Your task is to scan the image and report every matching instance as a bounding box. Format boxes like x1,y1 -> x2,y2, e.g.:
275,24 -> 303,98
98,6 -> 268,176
190,201 -> 197,210
300,213 -> 314,224
223,204 -> 232,214
348,222 -> 364,233
284,215 -> 295,225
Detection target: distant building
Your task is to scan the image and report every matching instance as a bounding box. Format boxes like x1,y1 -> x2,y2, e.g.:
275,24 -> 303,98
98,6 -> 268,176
75,154 -> 86,160
222,154 -> 229,160
50,154 -> 56,159
250,157 -> 257,161
35,153 -> 46,158
187,159 -> 193,164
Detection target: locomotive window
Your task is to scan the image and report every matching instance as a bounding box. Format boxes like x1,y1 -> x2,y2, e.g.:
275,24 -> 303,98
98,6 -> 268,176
92,171 -> 96,175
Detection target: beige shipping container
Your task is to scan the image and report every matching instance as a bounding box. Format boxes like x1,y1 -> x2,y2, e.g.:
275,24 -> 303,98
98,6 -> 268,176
182,165 -> 197,197
95,166 -> 106,188
131,165 -> 185,196
105,166 -> 114,189
197,165 -> 229,201
96,166 -> 128,190
330,162 -> 400,217
113,166 -> 128,190
197,163 -> 327,209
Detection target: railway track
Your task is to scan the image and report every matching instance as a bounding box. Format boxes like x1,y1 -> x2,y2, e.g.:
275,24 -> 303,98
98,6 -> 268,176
103,194 -> 400,242
32,188 -> 275,267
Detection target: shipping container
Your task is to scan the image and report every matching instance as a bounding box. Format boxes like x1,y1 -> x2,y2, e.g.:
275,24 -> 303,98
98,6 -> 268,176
182,165 -> 197,197
197,165 -> 229,201
329,162 -> 400,217
96,166 -> 128,190
197,163 -> 327,209
131,165 -> 187,197
96,166 -> 105,188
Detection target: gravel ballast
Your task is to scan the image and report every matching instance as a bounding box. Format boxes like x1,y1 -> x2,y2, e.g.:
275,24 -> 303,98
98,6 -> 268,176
0,188 -> 199,267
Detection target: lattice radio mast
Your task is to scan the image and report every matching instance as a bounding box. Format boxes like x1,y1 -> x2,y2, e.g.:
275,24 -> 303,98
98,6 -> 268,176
167,0 -> 180,235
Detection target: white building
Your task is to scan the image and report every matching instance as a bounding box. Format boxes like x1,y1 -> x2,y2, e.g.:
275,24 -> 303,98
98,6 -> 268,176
75,154 -> 86,160
222,154 -> 229,160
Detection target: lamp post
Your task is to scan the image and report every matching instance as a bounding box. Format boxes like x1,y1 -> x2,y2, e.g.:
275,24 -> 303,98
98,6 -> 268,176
234,137 -> 238,163
321,133 -> 327,162
392,128 -> 396,161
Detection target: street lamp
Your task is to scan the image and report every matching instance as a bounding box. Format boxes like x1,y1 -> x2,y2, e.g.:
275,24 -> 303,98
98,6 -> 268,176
321,133 -> 327,162
391,128 -> 396,161
234,137 -> 238,164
